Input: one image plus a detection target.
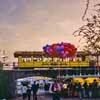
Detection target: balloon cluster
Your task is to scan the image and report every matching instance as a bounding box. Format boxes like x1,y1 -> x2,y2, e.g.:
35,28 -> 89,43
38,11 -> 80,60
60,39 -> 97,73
43,42 -> 77,58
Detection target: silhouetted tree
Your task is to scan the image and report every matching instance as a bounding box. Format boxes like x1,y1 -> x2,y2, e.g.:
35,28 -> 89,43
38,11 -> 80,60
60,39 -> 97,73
73,0 -> 100,53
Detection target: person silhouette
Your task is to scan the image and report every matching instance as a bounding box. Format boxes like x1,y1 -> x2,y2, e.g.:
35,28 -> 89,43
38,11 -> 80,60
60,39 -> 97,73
31,81 -> 39,100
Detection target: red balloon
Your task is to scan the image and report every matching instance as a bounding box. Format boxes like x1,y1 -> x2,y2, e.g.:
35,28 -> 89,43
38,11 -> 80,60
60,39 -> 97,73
43,42 -> 77,58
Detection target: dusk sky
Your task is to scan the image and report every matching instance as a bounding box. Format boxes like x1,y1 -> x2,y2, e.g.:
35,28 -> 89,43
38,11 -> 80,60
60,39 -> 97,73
0,0 -> 99,61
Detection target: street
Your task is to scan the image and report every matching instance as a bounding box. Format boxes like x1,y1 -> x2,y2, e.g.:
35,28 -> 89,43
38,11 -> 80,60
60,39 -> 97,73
11,94 -> 100,100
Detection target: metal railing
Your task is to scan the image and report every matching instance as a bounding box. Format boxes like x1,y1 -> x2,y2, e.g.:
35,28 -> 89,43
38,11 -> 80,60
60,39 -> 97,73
60,67 -> 100,78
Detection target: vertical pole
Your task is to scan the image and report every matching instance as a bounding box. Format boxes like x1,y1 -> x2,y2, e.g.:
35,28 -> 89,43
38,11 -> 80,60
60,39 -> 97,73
97,55 -> 99,75
31,56 -> 34,67
58,64 -> 60,79
57,57 -> 60,79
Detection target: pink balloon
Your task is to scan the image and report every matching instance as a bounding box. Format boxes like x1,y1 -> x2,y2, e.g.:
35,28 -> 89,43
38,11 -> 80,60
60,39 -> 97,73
62,53 -> 66,58
49,48 -> 52,52
60,45 -> 64,49
61,51 -> 64,54
65,51 -> 69,55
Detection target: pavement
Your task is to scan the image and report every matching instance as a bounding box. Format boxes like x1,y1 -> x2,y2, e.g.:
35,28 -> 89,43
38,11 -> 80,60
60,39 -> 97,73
9,89 -> 100,100
10,94 -> 100,100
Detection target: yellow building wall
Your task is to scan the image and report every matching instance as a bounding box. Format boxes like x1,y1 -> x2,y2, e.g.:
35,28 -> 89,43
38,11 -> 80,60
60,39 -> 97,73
17,55 -> 90,68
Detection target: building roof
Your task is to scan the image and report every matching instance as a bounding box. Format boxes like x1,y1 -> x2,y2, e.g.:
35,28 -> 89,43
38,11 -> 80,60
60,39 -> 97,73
13,51 -> 95,58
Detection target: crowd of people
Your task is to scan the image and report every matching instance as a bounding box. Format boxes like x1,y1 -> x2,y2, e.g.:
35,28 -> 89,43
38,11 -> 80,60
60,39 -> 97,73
60,79 -> 100,99
20,79 -> 100,100
45,79 -> 100,99
21,81 -> 39,100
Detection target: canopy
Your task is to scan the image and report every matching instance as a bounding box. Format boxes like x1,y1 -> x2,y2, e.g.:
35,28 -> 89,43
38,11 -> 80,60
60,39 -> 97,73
85,77 -> 99,83
73,77 -> 84,84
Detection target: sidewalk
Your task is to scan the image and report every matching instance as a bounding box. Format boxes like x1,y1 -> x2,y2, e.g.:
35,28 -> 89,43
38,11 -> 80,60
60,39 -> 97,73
9,89 -> 100,100
10,94 -> 100,100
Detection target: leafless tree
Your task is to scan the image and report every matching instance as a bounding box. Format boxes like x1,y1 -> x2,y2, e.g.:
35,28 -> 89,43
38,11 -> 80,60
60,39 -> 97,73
73,0 -> 100,53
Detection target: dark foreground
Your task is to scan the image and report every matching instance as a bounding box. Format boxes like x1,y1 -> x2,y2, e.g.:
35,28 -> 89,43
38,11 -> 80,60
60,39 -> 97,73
10,95 -> 100,100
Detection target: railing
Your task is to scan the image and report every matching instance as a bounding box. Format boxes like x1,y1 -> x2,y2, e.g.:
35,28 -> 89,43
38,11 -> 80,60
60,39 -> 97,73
59,67 -> 100,78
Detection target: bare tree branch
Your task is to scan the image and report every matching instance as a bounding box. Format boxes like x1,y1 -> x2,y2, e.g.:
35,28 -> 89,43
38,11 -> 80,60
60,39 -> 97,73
82,0 -> 90,21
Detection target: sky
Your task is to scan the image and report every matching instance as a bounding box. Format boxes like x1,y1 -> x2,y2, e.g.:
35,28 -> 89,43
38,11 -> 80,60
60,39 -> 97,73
0,0 -> 99,62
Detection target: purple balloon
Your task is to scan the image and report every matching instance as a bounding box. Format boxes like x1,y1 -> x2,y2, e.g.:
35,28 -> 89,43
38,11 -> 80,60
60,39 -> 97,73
62,53 -> 66,58
62,51 -> 69,58
60,45 -> 64,49
61,51 -> 64,54
48,48 -> 52,54
46,47 -> 50,53
49,48 -> 52,52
